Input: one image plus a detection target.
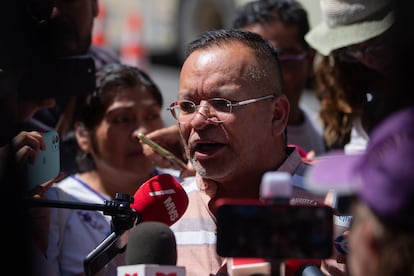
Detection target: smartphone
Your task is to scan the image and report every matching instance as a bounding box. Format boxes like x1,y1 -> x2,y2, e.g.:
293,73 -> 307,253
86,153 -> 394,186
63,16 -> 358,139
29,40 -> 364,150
216,199 -> 333,259
135,132 -> 187,170
25,130 -> 60,190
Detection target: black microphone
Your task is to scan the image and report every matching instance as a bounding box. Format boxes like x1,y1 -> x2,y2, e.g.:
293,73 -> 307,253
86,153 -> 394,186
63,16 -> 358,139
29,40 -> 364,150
126,221 -> 177,265
117,221 -> 186,276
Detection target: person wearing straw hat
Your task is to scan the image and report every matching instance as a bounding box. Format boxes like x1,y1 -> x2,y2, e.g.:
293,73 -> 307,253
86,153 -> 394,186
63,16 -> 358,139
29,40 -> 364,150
305,0 -> 394,59
305,0 -> 395,153
304,106 -> 414,276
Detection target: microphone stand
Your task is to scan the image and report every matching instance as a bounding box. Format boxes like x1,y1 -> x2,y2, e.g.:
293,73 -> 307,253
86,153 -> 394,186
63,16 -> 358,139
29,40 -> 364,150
30,193 -> 139,276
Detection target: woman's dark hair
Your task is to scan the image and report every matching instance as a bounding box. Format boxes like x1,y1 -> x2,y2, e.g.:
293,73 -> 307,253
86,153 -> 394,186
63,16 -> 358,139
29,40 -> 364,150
75,63 -> 163,171
77,63 -> 162,130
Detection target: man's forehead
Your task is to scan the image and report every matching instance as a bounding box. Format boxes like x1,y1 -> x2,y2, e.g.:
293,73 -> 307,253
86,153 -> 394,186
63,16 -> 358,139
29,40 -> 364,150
188,43 -> 256,67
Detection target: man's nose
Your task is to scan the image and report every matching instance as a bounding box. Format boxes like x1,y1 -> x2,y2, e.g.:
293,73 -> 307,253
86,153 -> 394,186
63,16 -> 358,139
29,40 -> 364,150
196,104 -> 211,118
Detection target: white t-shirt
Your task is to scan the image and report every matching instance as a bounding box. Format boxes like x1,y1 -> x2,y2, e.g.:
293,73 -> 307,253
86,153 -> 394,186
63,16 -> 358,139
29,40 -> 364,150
46,175 -> 118,276
344,117 -> 369,154
287,108 -> 325,156
45,168 -> 181,276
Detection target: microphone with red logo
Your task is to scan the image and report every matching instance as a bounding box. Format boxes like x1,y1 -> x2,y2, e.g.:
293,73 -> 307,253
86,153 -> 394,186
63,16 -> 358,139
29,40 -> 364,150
117,221 -> 186,276
29,174 -> 189,275
130,173 -> 189,226
30,174 -> 189,227
84,174 -> 189,276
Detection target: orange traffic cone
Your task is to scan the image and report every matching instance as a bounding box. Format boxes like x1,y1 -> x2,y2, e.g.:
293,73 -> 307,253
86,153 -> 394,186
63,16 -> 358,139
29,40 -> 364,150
120,11 -> 150,72
92,3 -> 107,47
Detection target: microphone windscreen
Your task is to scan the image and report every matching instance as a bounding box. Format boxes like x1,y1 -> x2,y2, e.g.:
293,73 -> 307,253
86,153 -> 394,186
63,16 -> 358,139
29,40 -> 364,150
126,221 -> 177,266
260,171 -> 292,199
300,265 -> 323,276
130,174 -> 188,226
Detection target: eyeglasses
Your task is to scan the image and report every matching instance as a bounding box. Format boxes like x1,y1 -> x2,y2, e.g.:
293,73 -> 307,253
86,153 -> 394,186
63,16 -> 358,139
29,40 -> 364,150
167,94 -> 275,124
278,51 -> 307,71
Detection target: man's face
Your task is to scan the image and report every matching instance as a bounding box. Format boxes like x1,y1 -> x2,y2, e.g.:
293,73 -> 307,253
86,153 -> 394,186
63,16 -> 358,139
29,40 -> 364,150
47,0 -> 97,56
177,42 -> 286,182
244,20 -> 312,112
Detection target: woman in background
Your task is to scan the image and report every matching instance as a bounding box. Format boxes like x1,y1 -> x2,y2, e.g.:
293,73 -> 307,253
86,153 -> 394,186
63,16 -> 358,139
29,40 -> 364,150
45,63 -> 180,276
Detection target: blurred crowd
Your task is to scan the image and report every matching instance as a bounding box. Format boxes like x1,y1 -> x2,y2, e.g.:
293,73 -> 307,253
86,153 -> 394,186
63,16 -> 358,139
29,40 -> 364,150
1,0 -> 413,275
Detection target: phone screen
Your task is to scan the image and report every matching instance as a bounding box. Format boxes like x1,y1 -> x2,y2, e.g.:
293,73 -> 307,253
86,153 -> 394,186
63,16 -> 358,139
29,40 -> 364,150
216,201 -> 333,259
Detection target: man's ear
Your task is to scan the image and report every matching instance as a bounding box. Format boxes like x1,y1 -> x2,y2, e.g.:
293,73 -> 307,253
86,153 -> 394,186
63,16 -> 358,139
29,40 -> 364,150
271,94 -> 290,136
74,122 -> 91,153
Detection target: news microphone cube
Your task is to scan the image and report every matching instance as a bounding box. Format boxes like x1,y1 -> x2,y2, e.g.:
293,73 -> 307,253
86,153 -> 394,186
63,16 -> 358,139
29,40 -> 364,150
117,264 -> 185,276
227,258 -> 270,276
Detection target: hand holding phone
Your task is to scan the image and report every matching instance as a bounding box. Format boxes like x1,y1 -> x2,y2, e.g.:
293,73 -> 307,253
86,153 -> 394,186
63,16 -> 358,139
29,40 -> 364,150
25,130 -> 61,190
135,132 -> 187,170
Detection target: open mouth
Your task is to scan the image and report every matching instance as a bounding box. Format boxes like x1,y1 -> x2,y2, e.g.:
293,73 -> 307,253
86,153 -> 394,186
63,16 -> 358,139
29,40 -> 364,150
193,142 -> 225,156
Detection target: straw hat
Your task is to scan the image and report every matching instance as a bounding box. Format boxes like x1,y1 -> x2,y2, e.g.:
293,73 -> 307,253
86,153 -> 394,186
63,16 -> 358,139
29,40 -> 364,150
305,0 -> 394,56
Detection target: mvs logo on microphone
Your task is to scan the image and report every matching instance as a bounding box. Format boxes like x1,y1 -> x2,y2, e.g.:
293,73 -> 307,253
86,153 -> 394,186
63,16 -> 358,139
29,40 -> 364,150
163,196 -> 179,221
130,174 -> 189,226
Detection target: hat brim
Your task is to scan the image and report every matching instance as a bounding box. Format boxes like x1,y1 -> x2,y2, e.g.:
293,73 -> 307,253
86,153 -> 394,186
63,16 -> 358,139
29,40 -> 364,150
304,151 -> 363,195
305,11 -> 394,56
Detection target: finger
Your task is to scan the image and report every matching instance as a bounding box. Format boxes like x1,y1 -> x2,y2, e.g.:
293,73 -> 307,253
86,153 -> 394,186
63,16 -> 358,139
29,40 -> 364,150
15,145 -> 37,165
13,131 -> 44,151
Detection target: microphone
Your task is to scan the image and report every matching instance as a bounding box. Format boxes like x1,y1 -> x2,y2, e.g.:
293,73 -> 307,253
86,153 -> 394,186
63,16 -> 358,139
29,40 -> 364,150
117,221 -> 186,276
131,173 -> 189,226
260,171 -> 292,204
126,221 -> 177,265
84,174 -> 189,276
227,258 -> 271,276
258,172 -> 323,275
219,172 -> 293,276
299,265 -> 323,276
31,174 -> 188,227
